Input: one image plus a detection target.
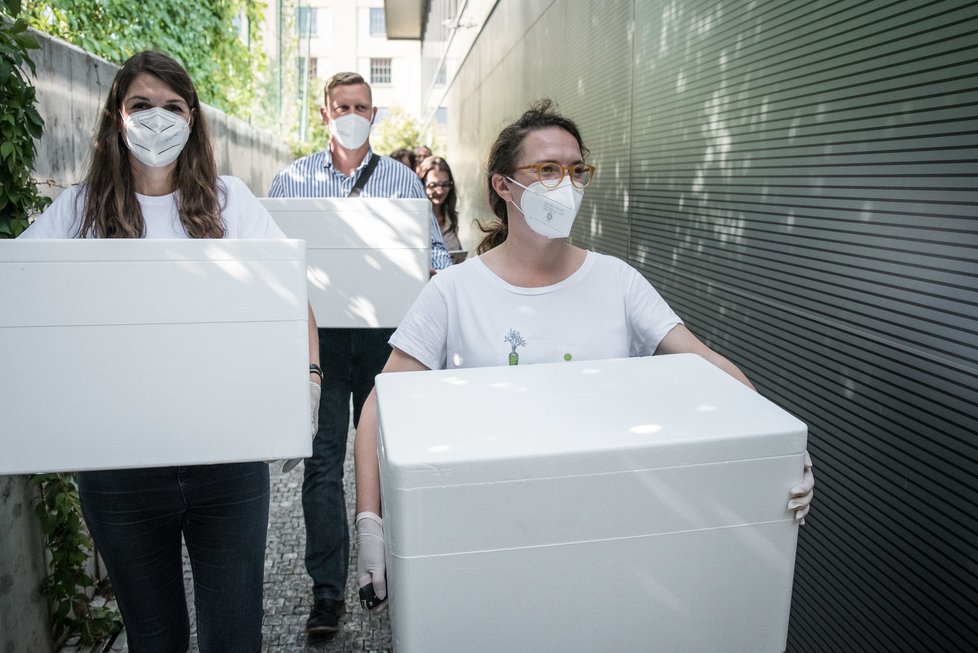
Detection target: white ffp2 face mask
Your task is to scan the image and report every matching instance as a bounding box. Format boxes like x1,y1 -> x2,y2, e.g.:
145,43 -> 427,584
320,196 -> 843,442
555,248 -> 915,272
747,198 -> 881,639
329,113 -> 372,150
506,176 -> 584,239
122,107 -> 191,168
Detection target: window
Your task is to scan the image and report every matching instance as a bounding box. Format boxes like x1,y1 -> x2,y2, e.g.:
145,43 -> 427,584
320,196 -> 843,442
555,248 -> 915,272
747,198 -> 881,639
308,57 -> 318,80
435,64 -> 447,86
370,58 -> 392,85
296,6 -> 317,36
369,7 -> 386,36
435,107 -> 448,125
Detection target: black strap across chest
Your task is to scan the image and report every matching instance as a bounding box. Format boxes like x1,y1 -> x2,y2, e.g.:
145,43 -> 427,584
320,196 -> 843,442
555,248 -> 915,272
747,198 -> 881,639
348,154 -> 379,197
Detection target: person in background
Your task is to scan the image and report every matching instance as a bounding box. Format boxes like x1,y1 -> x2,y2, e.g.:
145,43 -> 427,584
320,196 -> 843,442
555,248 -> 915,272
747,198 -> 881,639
413,144 -> 432,174
389,147 -> 416,170
19,50 -> 321,653
352,99 -> 816,610
418,155 -> 463,255
267,72 -> 451,637
414,144 -> 433,160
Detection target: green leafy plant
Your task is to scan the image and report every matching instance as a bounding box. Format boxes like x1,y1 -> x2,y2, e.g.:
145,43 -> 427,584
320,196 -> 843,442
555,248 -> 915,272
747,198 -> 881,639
31,473 -> 123,645
0,0 -> 50,238
3,2 -> 119,640
371,104 -> 424,157
289,74 -> 328,158
23,0 -> 268,119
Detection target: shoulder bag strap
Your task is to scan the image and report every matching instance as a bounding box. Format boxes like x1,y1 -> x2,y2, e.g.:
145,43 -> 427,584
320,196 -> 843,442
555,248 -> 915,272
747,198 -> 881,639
348,153 -> 380,197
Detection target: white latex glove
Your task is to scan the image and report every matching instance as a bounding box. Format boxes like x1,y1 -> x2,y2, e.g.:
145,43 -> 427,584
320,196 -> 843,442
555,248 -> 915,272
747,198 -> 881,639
356,511 -> 387,612
282,381 -> 321,473
309,380 -> 321,437
787,450 -> 815,525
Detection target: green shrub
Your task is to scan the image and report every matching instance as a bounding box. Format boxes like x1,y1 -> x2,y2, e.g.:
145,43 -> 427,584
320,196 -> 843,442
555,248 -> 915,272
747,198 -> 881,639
0,0 -> 50,238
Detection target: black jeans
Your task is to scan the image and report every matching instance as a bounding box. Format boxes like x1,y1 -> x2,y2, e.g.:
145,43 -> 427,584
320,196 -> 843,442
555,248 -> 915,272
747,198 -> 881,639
302,327 -> 394,601
78,462 -> 269,653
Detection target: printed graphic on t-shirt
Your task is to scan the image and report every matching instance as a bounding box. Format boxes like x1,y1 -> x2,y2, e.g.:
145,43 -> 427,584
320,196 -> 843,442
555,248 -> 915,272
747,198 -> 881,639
503,329 -> 577,365
504,329 -> 526,366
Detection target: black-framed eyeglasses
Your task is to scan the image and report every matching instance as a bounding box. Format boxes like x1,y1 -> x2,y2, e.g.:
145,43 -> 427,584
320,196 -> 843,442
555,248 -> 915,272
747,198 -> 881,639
425,181 -> 453,190
514,162 -> 595,189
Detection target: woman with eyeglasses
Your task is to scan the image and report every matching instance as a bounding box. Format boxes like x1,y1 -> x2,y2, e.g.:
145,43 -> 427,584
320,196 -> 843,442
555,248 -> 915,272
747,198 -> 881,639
351,99 -> 815,609
418,155 -> 463,254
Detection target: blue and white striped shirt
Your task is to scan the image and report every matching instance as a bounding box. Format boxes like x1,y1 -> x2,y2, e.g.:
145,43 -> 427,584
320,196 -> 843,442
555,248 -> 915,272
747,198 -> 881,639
268,148 -> 451,269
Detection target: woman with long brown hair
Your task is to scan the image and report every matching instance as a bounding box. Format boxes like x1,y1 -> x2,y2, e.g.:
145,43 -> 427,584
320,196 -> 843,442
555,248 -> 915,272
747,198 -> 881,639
418,155 -> 462,253
20,51 -> 320,652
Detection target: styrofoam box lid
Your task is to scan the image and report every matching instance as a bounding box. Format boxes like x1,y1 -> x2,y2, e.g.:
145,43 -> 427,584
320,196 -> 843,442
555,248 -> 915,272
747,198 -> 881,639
1,239 -> 307,326
0,239 -> 311,474
260,197 -> 431,249
376,354 -> 807,488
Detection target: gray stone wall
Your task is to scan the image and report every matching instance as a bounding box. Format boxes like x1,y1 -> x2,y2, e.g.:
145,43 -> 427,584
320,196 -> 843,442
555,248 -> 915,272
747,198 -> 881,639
1,477 -> 52,653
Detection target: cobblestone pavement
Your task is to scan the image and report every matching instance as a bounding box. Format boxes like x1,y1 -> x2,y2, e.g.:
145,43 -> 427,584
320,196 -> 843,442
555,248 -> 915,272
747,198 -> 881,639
179,423 -> 392,653
258,424 -> 392,652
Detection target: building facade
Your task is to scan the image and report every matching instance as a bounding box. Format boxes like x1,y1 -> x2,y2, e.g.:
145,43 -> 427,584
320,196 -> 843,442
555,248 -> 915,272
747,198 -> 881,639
390,1 -> 978,651
264,0 -> 422,140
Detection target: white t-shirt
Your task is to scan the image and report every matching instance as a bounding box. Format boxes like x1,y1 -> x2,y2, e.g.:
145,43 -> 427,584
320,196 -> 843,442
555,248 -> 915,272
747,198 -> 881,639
19,176 -> 284,240
390,251 -> 683,370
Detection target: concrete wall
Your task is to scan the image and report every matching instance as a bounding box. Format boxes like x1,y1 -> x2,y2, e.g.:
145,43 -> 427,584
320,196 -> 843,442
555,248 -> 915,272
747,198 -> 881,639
0,477 -> 53,653
1,33 -> 296,651
29,31 -> 293,199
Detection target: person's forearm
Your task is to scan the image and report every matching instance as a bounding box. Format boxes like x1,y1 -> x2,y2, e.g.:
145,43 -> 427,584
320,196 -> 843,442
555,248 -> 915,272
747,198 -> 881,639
354,388 -> 383,516
705,351 -> 755,391
308,304 -> 320,371
655,324 -> 755,391
354,347 -> 430,515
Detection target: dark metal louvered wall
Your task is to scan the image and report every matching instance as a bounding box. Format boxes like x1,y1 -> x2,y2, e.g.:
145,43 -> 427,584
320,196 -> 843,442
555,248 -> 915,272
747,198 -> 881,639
443,0 -> 978,650
627,1 -> 978,650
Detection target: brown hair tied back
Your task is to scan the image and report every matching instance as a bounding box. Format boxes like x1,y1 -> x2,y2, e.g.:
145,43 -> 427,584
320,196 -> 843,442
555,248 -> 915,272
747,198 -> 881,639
476,99 -> 588,254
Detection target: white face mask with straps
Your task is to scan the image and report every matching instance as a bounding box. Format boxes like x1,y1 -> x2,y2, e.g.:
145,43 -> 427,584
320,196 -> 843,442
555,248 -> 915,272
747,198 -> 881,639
505,175 -> 584,239
121,107 -> 191,168
329,113 -> 372,150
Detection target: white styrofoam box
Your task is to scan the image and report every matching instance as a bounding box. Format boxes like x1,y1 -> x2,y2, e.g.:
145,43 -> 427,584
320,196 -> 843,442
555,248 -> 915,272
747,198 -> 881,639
375,354 -> 808,653
260,197 -> 431,328
0,239 -> 312,474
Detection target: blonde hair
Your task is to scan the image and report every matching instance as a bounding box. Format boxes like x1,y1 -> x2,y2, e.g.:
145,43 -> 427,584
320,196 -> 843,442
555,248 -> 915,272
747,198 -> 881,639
324,72 -> 371,103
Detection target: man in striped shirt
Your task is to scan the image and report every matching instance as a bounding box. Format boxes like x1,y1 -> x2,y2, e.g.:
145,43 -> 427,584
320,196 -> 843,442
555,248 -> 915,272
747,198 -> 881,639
268,72 -> 450,637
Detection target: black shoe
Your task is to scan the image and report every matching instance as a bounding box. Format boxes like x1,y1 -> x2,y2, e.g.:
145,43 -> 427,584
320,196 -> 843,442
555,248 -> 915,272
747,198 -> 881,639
306,598 -> 346,635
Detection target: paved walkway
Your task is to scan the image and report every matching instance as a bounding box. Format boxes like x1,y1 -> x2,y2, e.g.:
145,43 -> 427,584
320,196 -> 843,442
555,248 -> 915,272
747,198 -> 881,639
256,424 -> 392,652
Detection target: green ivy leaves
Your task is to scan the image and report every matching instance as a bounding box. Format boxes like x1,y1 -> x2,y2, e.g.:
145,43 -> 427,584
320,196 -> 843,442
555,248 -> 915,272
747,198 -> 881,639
22,0 -> 268,118
31,473 -> 123,645
0,5 -> 49,238
3,6 -> 120,641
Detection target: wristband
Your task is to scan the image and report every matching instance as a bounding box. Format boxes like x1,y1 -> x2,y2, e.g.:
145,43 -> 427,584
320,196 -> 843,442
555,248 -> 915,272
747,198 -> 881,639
309,363 -> 323,380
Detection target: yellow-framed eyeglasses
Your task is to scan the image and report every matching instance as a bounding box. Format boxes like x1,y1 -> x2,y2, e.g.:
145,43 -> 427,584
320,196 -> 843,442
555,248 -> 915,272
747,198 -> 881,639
513,162 -> 596,189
